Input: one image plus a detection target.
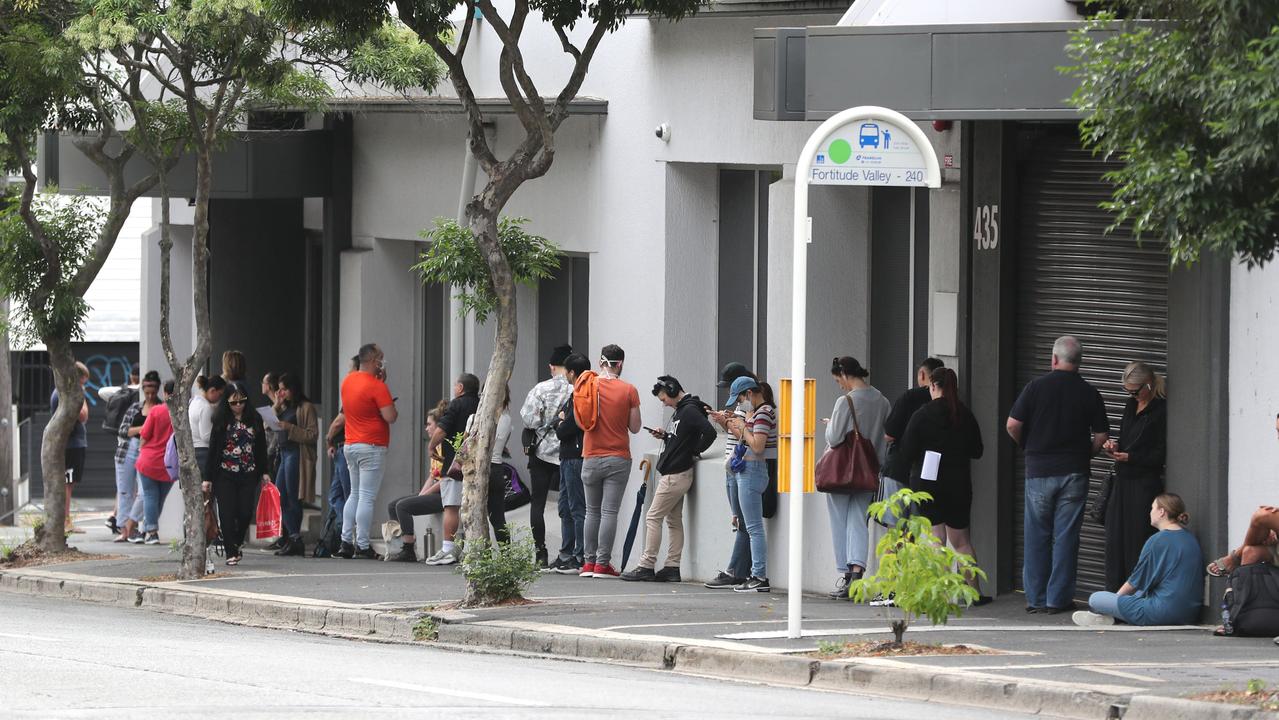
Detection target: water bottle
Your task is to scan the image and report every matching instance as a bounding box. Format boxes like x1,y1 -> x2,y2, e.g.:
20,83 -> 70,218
424,528 -> 437,561
1221,587 -> 1233,635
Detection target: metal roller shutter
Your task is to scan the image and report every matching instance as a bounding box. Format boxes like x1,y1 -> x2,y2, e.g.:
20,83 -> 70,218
1013,129 -> 1168,599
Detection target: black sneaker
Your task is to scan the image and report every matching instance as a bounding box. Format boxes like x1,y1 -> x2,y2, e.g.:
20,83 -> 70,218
733,576 -> 770,593
828,575 -> 851,600
654,566 -> 681,583
336,541 -> 355,559
353,545 -> 382,560
387,545 -> 417,563
266,537 -> 287,551
274,538 -> 305,557
620,566 -> 656,582
554,557 -> 583,575
704,571 -> 744,589
535,547 -> 549,569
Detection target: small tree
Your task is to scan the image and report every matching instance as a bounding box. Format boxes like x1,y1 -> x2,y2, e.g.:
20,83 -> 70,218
1067,1 -> 1279,267
0,2 -> 167,550
280,0 -> 704,605
68,0 -> 336,577
850,489 -> 985,646
414,216 -> 557,603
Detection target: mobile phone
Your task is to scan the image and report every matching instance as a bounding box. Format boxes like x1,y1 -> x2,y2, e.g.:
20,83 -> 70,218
643,426 -> 664,434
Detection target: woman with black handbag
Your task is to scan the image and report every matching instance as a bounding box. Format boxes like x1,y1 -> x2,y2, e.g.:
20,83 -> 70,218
1101,362 -> 1167,592
900,367 -> 989,605
820,357 -> 890,601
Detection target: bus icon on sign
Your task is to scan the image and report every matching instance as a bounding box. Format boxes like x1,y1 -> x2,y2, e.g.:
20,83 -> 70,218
858,123 -> 880,149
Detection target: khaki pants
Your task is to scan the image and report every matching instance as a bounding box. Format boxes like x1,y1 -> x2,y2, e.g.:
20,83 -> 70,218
639,469 -> 694,569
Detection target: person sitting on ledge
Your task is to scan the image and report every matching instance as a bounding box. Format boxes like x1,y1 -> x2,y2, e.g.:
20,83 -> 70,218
1073,493 -> 1203,627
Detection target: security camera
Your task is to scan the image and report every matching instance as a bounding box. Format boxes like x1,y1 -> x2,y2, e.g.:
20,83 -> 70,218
655,123 -> 671,142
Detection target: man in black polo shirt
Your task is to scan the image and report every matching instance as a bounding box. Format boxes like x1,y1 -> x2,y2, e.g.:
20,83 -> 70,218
1007,336 -> 1110,614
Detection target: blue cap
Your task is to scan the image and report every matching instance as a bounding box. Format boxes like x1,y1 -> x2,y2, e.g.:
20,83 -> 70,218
725,376 -> 759,407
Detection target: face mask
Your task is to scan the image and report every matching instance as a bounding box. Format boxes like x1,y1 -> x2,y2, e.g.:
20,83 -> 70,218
737,398 -> 754,413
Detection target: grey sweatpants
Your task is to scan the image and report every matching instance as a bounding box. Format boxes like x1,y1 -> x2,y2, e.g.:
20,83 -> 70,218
582,456 -> 632,567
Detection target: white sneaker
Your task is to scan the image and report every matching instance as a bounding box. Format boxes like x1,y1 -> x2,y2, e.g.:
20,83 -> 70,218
868,594 -> 895,607
1072,610 -> 1115,627
424,547 -> 459,566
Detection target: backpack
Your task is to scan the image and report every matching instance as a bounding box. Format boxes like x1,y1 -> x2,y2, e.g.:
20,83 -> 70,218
102,386 -> 137,432
1221,562 -> 1279,637
572,370 -> 600,432
312,507 -> 341,558
164,433 -> 180,481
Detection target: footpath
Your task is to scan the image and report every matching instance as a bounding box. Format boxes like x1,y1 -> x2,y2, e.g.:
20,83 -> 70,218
2,515 -> 1276,720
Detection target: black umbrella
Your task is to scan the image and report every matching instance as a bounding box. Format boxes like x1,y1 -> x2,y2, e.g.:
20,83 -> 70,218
620,459 -> 653,570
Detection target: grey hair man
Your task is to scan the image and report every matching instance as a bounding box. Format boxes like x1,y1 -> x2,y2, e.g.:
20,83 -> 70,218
1006,335 -> 1110,614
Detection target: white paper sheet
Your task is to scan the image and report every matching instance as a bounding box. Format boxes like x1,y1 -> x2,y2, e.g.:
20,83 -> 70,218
257,405 -> 281,431
921,450 -> 941,481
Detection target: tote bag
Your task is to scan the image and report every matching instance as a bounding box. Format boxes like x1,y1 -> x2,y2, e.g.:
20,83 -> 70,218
814,395 -> 880,494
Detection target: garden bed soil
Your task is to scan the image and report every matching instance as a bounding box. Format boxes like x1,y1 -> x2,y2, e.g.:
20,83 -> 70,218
811,641 -> 994,659
0,542 -> 117,570
1189,689 -> 1279,712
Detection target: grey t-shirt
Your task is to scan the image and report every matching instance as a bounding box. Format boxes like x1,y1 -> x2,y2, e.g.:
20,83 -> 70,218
825,386 -> 891,465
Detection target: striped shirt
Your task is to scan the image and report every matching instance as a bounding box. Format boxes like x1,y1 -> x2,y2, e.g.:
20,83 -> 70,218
746,403 -> 779,461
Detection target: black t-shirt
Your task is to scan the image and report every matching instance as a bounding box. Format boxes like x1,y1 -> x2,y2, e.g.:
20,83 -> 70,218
438,393 -> 480,470
1009,370 -> 1109,477
882,385 -> 932,481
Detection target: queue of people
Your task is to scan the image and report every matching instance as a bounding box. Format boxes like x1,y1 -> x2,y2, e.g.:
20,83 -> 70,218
87,332 -> 1278,636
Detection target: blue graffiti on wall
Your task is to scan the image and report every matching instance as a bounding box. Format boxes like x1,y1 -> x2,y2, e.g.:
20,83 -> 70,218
83,354 -> 135,407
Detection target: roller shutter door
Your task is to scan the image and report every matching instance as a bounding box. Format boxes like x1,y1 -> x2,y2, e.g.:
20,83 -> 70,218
1012,129 -> 1168,598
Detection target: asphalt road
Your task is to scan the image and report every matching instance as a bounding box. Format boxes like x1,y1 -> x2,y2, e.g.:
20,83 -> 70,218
0,595 -> 1056,719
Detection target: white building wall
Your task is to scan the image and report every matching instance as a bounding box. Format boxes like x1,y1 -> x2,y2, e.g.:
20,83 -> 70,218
1229,261 -> 1279,540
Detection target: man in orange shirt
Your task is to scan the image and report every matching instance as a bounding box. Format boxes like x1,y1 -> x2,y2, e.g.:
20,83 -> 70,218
338,343 -> 398,559
579,344 -> 641,578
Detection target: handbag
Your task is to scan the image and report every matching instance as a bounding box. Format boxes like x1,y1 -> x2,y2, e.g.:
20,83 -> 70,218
814,395 -> 880,494
1088,466 -> 1116,524
202,491 -> 221,544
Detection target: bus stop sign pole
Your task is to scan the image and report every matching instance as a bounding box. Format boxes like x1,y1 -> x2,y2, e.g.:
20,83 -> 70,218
788,106 -> 941,639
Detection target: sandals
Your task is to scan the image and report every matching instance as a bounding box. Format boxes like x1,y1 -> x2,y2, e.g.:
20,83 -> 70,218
1207,554 -> 1237,578
225,555 -> 241,566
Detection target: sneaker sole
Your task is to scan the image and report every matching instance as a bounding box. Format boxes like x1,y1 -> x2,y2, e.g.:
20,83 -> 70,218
555,568 -> 582,575
732,587 -> 770,593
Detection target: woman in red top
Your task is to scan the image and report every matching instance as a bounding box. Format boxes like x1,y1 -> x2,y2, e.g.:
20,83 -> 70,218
135,380 -> 176,544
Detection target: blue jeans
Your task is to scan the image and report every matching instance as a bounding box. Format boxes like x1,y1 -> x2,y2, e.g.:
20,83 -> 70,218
138,472 -> 174,533
826,490 -> 874,571
1023,472 -> 1089,609
1088,590 -> 1142,623
727,460 -> 769,579
277,447 -> 302,539
724,468 -> 752,579
342,443 -> 387,550
114,439 -> 140,524
558,458 -> 586,561
329,446 -> 351,522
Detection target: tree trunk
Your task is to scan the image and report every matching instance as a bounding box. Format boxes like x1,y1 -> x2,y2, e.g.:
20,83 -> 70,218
890,619 -> 907,647
38,337 -> 81,552
156,144 -> 214,580
0,297 -> 12,526
460,207 -> 520,607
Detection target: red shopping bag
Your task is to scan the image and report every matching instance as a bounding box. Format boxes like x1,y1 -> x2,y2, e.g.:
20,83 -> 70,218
256,482 -> 282,539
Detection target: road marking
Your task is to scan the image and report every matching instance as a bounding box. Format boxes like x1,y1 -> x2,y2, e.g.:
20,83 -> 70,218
0,631 -> 63,642
350,677 -> 549,707
1079,666 -> 1166,683
601,618 -> 876,631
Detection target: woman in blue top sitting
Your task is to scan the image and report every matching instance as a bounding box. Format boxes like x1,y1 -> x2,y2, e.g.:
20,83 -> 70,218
1074,493 -> 1203,627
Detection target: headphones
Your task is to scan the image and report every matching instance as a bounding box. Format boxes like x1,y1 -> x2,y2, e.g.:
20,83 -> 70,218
654,375 -> 682,398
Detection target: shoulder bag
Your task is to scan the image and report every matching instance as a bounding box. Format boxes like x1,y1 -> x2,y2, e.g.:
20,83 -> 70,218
814,395 -> 881,494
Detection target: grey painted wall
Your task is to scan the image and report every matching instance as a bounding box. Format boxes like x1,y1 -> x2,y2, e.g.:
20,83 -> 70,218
663,163 -> 720,398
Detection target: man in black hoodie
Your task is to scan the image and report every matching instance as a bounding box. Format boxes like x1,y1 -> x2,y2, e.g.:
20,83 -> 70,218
621,376 -> 716,583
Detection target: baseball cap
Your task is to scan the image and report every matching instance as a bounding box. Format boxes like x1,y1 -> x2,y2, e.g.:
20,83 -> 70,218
717,361 -> 752,388
724,376 -> 759,408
